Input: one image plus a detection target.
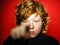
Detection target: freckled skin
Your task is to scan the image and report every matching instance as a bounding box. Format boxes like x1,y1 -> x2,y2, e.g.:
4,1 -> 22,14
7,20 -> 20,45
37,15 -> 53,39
21,13 -> 42,38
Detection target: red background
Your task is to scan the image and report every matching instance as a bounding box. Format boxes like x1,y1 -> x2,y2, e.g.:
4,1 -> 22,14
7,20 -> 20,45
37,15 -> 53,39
1,0 -> 60,45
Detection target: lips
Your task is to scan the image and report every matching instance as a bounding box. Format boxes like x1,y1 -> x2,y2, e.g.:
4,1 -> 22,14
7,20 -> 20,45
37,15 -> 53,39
29,31 -> 35,35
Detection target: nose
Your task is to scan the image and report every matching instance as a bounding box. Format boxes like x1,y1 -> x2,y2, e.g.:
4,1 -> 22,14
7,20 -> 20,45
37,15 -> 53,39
29,22 -> 34,29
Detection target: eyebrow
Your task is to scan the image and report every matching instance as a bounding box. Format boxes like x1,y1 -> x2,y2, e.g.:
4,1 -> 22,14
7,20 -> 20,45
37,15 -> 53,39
31,13 -> 39,20
34,17 -> 40,21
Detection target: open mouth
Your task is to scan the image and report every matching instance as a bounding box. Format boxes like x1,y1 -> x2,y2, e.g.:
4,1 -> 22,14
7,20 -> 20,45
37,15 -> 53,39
29,31 -> 35,35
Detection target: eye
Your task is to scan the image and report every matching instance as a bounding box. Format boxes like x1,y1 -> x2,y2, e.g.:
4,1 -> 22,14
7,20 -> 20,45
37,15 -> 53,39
23,20 -> 28,23
34,20 -> 39,22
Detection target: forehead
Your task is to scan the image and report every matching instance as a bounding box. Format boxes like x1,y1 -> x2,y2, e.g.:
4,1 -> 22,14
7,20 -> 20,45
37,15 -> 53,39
27,13 -> 41,20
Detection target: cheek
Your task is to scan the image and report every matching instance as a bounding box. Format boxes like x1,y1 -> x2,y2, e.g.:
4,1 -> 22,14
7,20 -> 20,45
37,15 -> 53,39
34,22 -> 42,33
34,22 -> 42,29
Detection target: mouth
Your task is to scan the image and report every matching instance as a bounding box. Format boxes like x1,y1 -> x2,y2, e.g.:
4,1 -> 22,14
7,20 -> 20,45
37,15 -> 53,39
29,30 -> 35,35
25,28 -> 36,38
26,28 -> 35,35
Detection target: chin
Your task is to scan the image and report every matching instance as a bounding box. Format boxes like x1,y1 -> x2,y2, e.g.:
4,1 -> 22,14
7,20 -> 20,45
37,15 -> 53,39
30,35 -> 37,38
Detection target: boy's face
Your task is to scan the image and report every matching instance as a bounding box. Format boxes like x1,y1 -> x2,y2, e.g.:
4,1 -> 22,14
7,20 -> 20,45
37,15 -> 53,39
21,13 -> 42,38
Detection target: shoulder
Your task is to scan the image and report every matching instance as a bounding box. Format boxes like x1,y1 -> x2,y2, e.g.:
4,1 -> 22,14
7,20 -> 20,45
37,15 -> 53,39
41,34 -> 59,45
